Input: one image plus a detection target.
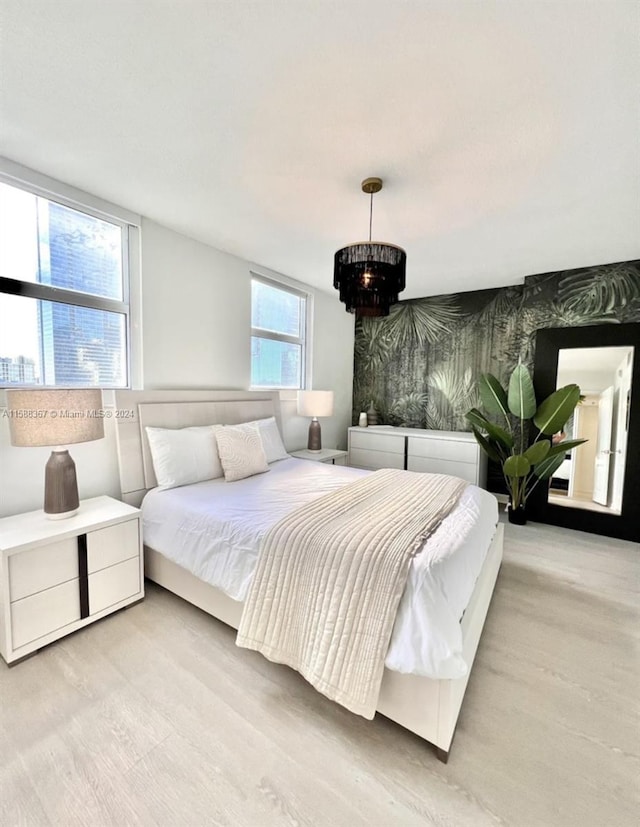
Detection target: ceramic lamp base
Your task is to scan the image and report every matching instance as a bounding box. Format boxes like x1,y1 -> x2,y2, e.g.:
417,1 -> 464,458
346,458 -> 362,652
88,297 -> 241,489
44,449 -> 79,519
307,418 -> 322,452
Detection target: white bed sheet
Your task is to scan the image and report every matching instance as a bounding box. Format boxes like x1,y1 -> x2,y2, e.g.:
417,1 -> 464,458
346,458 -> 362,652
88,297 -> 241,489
141,458 -> 498,679
552,457 -> 572,481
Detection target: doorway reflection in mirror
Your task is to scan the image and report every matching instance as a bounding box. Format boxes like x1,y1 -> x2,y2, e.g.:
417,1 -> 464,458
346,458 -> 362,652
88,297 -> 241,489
548,346 -> 634,515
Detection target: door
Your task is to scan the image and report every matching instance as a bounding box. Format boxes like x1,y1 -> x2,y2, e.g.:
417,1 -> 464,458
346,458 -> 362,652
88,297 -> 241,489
592,386 -> 614,505
610,354 -> 634,512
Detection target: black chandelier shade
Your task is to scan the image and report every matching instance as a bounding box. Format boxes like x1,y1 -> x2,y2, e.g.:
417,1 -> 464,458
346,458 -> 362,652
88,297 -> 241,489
333,242 -> 407,317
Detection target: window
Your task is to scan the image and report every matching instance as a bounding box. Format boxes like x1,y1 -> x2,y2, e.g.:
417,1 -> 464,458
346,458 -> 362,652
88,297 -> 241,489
251,275 -> 308,389
0,174 -> 136,388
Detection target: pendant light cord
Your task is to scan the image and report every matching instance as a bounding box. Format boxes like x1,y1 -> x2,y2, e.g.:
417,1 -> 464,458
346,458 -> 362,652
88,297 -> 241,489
368,191 -> 373,242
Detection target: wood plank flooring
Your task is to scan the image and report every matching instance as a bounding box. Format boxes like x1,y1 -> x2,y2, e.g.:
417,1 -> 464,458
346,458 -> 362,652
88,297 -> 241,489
1,517 -> 638,826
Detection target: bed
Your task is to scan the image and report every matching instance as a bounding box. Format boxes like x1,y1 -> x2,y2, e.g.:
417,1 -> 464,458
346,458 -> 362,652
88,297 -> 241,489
550,455 -> 572,492
114,389 -> 504,762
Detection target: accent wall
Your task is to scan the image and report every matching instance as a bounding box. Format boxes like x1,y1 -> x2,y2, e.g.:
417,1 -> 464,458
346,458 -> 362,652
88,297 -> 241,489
353,262 -> 640,431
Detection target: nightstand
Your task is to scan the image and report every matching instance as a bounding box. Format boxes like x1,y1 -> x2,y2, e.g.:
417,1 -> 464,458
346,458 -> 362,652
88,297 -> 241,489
0,496 -> 144,665
290,448 -> 348,465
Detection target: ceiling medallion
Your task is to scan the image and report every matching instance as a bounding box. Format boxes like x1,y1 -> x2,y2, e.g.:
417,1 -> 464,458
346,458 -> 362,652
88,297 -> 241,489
333,177 -> 407,317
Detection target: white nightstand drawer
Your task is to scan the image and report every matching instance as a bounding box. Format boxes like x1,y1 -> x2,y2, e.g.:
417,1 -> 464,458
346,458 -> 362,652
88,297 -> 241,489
407,455 -> 478,483
87,519 -> 140,574
89,556 -> 140,615
11,579 -> 81,650
350,430 -> 405,454
349,447 -> 405,470
9,538 -> 79,603
407,437 -> 477,463
0,496 -> 143,664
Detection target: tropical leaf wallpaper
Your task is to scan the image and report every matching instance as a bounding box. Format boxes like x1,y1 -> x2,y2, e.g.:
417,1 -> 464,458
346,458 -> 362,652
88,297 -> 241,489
353,261 -> 640,434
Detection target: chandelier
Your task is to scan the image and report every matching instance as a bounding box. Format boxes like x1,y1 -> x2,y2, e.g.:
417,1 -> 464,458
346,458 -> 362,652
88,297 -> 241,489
333,177 -> 407,317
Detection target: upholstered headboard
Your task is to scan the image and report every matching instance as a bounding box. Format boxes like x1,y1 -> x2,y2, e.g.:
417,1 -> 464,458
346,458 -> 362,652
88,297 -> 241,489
113,389 -> 282,505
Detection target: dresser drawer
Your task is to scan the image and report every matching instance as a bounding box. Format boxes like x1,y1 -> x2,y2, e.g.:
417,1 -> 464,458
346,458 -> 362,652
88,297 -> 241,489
407,455 -> 478,483
9,538 -> 79,602
349,447 -> 405,470
87,519 -> 140,574
407,436 -> 478,464
11,579 -> 81,649
89,556 -> 141,615
350,429 -> 405,454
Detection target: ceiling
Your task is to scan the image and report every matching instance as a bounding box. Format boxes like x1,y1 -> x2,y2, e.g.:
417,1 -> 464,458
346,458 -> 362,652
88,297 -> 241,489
557,346 -> 634,392
1,1 -> 638,299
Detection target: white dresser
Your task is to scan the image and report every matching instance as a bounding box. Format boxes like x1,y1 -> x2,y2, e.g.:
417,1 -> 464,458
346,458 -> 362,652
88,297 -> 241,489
348,426 -> 487,486
0,496 -> 144,664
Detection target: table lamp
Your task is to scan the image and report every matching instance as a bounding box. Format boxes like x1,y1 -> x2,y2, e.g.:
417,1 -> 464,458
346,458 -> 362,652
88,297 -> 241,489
297,390 -> 334,452
6,389 -> 105,519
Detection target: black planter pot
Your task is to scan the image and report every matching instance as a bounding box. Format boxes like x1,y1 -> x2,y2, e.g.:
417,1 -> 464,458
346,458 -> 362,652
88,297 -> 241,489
508,503 -> 527,525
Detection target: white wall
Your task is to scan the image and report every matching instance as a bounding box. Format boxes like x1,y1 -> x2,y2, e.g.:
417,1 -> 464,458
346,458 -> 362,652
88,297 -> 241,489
0,219 -> 354,517
279,281 -> 354,453
141,220 -> 252,390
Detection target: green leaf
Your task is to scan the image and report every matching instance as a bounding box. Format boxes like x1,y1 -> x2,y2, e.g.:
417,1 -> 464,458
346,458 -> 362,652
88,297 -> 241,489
546,438 -> 588,458
503,454 -> 531,478
508,364 -> 537,420
524,440 -> 551,464
533,453 -> 567,480
471,427 -> 502,463
466,407 -> 489,429
465,408 -> 514,449
534,385 -> 581,435
479,374 -> 509,420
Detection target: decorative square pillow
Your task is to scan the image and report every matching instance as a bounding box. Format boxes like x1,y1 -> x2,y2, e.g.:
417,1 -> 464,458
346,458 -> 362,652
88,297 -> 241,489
235,416 -> 289,463
145,425 -> 223,490
215,423 -> 270,482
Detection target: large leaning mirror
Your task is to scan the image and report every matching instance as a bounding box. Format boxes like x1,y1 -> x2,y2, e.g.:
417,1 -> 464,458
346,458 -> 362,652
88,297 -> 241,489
530,323 -> 640,542
549,346 -> 634,516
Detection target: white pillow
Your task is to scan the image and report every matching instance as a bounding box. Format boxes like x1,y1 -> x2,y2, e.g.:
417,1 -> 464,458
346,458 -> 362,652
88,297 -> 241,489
145,425 -> 223,490
235,416 -> 289,463
215,423 -> 270,482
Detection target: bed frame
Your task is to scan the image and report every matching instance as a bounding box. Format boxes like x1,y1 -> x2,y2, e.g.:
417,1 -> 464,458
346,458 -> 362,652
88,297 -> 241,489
114,389 -> 504,763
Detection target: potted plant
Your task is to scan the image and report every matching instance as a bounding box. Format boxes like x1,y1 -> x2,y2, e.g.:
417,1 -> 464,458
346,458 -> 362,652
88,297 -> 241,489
466,364 -> 586,525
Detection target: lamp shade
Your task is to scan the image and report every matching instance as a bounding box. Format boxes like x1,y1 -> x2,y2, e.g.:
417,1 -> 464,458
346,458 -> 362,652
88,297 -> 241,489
334,242 -> 407,317
333,178 -> 407,317
297,390 -> 334,418
7,389 -> 105,447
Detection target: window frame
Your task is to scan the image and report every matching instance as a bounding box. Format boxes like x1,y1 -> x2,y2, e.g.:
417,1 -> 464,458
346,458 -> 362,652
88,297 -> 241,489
250,272 -> 310,391
0,159 -> 141,389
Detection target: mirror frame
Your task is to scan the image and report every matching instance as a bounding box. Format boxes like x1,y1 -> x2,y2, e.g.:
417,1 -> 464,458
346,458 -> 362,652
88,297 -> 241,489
529,322 -> 640,542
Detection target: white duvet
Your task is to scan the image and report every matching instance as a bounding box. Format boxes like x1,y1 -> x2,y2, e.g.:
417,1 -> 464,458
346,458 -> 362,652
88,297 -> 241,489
141,458 -> 498,679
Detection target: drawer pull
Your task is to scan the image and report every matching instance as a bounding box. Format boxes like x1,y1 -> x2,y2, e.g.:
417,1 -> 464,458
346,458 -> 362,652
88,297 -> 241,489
77,534 -> 89,619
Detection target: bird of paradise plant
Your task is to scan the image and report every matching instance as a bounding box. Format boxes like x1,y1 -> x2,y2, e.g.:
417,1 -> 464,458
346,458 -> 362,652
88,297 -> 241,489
466,364 -> 587,523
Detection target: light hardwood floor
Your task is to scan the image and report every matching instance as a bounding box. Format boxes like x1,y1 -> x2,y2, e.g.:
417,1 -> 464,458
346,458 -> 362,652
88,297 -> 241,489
1,518 -> 638,827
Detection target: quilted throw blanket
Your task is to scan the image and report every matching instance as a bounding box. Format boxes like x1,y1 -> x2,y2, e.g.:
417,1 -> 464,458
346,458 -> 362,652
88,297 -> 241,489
236,469 -> 468,719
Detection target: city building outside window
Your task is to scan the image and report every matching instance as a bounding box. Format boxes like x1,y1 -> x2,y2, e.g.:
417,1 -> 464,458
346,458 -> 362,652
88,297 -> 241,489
0,170 -> 138,388
250,275 -> 308,390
